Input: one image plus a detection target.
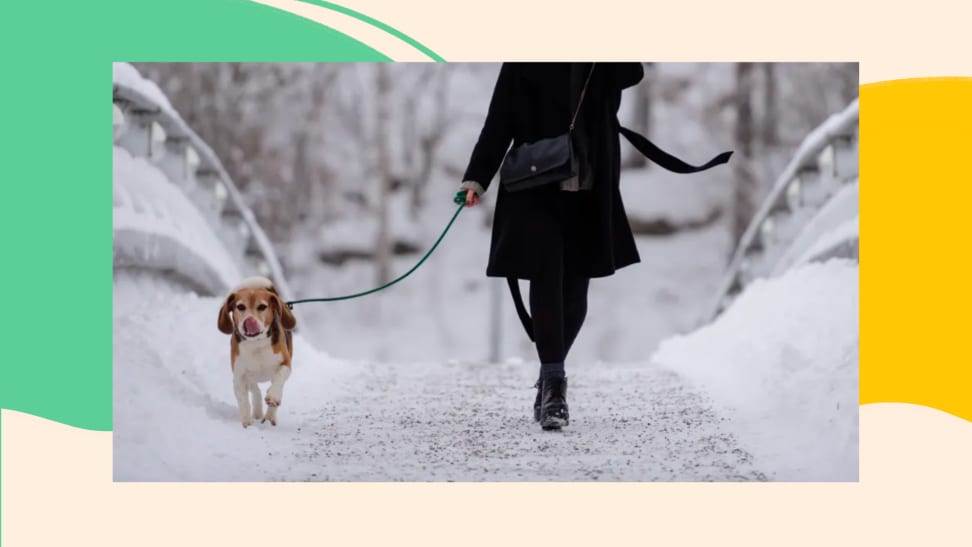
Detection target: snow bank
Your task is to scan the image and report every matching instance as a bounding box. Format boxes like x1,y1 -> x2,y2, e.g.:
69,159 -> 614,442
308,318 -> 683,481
113,62 -> 173,111
113,271 -> 355,481
113,145 -> 241,294
774,180 -> 859,275
651,259 -> 858,481
113,63 -> 293,300
796,215 -> 859,266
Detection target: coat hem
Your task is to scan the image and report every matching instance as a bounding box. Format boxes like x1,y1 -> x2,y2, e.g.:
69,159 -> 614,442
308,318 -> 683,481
484,257 -> 640,280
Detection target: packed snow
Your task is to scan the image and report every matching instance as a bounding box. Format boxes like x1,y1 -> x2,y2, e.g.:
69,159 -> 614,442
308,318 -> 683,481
652,259 -> 859,481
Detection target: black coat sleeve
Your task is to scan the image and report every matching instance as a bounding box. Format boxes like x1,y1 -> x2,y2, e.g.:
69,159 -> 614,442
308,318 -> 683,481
462,64 -> 515,192
610,62 -> 644,90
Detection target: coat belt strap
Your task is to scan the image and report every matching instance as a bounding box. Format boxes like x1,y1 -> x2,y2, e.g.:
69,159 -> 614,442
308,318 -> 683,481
507,277 -> 535,342
619,125 -> 733,173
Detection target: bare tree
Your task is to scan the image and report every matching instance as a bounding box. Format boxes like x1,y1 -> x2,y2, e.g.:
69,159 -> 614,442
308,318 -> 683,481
731,62 -> 758,249
761,63 -> 779,147
623,63 -> 653,169
408,67 -> 453,218
373,64 -> 393,285
307,65 -> 340,223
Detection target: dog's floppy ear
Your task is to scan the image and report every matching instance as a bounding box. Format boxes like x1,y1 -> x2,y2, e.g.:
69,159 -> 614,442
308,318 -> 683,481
218,293 -> 236,334
270,294 -> 296,330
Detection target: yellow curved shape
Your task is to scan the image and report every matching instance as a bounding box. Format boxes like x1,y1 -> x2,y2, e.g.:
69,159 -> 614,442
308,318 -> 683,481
861,77 -> 972,421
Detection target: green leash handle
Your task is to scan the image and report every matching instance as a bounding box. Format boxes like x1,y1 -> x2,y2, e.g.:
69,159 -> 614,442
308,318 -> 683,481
286,191 -> 469,308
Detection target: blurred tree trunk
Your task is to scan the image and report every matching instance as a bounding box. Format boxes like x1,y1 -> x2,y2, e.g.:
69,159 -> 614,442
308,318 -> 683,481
305,65 -> 337,225
731,63 -> 757,252
374,64 -> 393,285
622,62 -> 653,169
840,64 -> 859,103
409,67 -> 451,219
292,131 -> 315,224
761,63 -> 779,147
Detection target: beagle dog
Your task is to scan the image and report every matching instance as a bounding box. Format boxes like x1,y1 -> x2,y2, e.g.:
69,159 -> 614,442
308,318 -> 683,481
217,276 -> 296,428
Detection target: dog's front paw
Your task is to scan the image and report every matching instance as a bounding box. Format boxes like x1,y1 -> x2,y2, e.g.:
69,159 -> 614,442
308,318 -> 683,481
265,390 -> 282,408
261,406 -> 278,426
239,406 -> 254,428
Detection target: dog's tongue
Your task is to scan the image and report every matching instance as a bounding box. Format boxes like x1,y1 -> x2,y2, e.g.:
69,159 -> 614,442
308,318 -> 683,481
243,317 -> 261,336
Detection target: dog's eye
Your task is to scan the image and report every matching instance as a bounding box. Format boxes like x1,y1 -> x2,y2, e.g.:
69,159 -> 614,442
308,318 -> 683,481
236,303 -> 246,311
257,304 -> 268,311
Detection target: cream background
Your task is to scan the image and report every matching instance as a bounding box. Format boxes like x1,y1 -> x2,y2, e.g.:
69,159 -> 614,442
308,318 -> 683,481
262,0 -> 972,83
6,1 -> 967,544
4,404 -> 971,545
251,0 -> 433,60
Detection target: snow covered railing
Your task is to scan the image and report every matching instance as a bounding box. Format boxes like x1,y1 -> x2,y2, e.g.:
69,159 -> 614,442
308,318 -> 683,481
708,99 -> 859,320
112,63 -> 293,300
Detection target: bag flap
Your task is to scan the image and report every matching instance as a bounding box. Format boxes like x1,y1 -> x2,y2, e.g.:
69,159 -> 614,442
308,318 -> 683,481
500,134 -> 572,184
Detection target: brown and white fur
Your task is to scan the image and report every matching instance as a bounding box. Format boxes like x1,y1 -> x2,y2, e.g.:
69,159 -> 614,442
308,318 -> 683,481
217,276 -> 296,428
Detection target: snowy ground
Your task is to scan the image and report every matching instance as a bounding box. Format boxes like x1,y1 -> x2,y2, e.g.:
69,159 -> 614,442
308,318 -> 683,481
113,269 -> 767,482
282,359 -> 766,482
113,261 -> 858,481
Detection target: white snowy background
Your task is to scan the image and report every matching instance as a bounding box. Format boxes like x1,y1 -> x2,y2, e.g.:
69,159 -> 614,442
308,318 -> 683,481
113,62 -> 859,481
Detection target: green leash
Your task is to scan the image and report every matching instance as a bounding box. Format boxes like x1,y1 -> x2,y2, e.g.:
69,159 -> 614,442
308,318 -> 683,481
286,191 -> 469,309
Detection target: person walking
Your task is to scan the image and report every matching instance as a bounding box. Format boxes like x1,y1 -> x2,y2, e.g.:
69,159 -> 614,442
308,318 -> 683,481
459,62 -> 730,431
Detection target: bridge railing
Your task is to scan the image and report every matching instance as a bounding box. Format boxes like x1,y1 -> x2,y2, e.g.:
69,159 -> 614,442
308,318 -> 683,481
112,63 -> 293,300
708,99 -> 859,320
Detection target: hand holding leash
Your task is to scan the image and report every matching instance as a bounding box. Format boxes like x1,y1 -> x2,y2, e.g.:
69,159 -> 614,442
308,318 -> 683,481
458,187 -> 480,207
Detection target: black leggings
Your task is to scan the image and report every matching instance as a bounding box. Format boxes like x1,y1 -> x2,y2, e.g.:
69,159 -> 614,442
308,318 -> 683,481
530,272 -> 589,366
529,232 -> 590,367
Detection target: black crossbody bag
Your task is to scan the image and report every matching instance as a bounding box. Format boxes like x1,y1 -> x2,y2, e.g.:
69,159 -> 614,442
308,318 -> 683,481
498,64 -> 596,192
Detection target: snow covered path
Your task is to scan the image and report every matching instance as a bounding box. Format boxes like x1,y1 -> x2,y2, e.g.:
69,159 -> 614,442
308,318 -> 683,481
278,359 -> 766,482
113,272 -> 766,482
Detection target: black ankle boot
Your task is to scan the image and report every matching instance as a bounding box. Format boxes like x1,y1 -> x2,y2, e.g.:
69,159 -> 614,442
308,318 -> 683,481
539,376 -> 569,430
533,379 -> 543,422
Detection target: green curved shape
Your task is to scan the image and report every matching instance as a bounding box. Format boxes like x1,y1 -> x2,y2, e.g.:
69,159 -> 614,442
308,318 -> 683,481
0,0 -> 395,434
109,0 -> 390,61
296,0 -> 445,61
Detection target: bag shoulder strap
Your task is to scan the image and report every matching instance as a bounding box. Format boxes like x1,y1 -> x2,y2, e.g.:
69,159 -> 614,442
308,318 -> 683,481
569,63 -> 596,133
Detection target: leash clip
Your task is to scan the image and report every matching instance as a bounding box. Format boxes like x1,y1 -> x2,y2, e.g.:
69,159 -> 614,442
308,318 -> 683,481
454,190 -> 468,206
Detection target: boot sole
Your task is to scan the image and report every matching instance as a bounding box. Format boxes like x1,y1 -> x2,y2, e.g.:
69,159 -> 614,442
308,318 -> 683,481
540,416 -> 568,430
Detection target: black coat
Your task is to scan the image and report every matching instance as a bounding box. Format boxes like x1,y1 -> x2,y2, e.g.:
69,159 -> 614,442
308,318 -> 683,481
463,62 -> 646,280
